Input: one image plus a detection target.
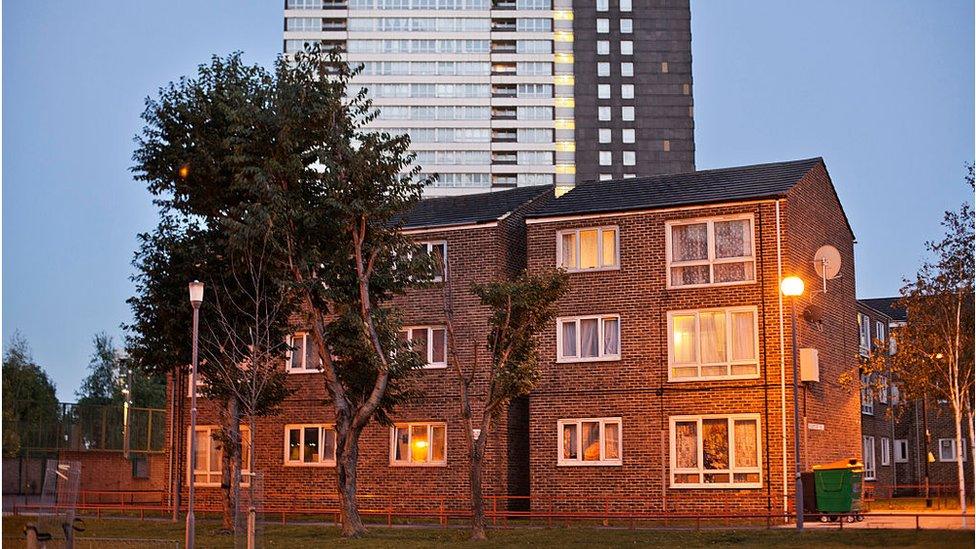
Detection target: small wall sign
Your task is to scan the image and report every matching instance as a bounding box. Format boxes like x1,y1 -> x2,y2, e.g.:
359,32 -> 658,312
808,423 -> 825,431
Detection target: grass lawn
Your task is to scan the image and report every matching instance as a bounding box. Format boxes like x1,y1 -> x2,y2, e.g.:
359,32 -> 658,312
2,516 -> 974,548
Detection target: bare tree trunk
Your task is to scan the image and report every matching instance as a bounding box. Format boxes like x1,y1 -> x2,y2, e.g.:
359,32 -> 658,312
953,402 -> 967,518
335,420 -> 367,537
220,397 -> 241,533
967,397 -> 975,507
469,431 -> 488,541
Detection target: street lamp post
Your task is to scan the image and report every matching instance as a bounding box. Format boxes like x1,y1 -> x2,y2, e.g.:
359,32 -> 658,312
781,275 -> 805,531
186,280 -> 204,549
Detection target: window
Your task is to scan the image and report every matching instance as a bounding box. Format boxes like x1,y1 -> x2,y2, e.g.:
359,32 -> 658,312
622,151 -> 635,166
620,0 -> 632,11
881,437 -> 891,466
620,41 -> 633,55
400,326 -> 447,368
597,19 -> 609,33
558,418 -> 622,466
939,438 -> 968,462
863,436 -> 876,480
878,375 -> 889,404
599,151 -> 612,166
670,414 -> 761,488
596,0 -> 608,11
668,307 -> 758,381
858,313 -> 870,355
557,226 -> 619,271
599,174 -> 612,181
621,106 -> 635,121
419,241 -> 447,281
621,84 -> 634,99
286,333 -> 322,373
666,215 -> 756,288
131,456 -> 149,479
597,62 -> 610,77
597,41 -> 610,55
598,84 -> 611,99
391,423 -> 446,466
620,19 -> 633,33
860,374 -> 874,415
621,62 -> 633,77
598,106 -> 611,121
598,128 -> 611,144
556,315 -> 621,362
190,426 -> 251,487
875,321 -> 884,347
622,129 -> 635,143
895,439 -> 909,463
285,425 -> 337,466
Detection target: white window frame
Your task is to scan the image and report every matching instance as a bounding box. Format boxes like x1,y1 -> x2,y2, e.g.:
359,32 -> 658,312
881,437 -> 891,466
390,422 -> 447,467
863,436 -> 876,480
556,226 -> 620,272
878,375 -> 889,404
666,306 -> 760,382
556,417 -> 622,466
400,326 -> 448,369
858,313 -> 870,355
187,373 -> 206,398
669,414 -> 762,489
418,240 -> 448,282
556,315 -> 621,363
284,424 -> 337,467
622,128 -> 635,143
189,425 -> 250,487
939,438 -> 968,462
665,214 -> 757,289
861,374 -> 874,415
285,332 -> 321,374
875,320 -> 884,345
894,439 -> 909,463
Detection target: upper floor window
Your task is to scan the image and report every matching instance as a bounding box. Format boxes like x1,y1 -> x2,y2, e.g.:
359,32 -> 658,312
670,414 -> 761,488
285,424 -> 336,466
418,241 -> 447,282
400,326 -> 447,368
391,422 -> 446,466
557,315 -> 620,363
858,313 -> 870,355
875,320 -> 884,345
558,418 -> 622,466
666,215 -> 755,288
557,227 -> 618,272
286,332 -> 322,374
860,374 -> 874,415
939,438 -> 968,462
667,307 -> 758,381
190,425 -> 250,487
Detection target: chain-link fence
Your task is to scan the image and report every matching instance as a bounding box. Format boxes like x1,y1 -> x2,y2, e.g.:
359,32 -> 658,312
7,402 -> 165,454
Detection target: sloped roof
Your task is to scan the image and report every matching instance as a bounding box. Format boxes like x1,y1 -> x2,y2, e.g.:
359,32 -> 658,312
400,185 -> 553,230
859,297 -> 907,323
527,158 -> 825,219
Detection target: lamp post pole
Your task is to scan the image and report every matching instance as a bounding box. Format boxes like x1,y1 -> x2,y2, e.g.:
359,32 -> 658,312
790,296 -> 804,531
186,281 -> 204,549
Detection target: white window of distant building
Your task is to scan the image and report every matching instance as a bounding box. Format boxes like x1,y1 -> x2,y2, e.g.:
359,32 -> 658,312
598,106 -> 611,121
286,332 -> 322,373
597,19 -> 609,33
597,41 -> 610,55
598,62 -> 610,77
875,320 -> 884,344
622,151 -> 636,166
623,174 -> 635,179
596,0 -> 608,11
858,313 -> 870,355
666,215 -> 756,288
285,424 -> 336,466
621,106 -> 635,121
670,414 -> 761,488
894,439 -> 909,463
620,41 -> 633,55
557,226 -> 619,272
881,437 -> 891,466
621,84 -> 634,99
861,374 -> 874,415
939,438 -> 968,462
620,19 -> 633,33
622,129 -> 635,143
190,425 -> 250,487
620,0 -> 632,11
599,128 -> 612,144
390,422 -> 446,466
599,151 -> 612,166
668,307 -> 759,381
557,315 -> 621,362
558,418 -> 622,466
621,62 -> 634,77
878,375 -> 889,404
863,436 -> 876,480
400,326 -> 448,368
598,84 -> 611,99
599,174 -> 612,181
418,240 -> 447,281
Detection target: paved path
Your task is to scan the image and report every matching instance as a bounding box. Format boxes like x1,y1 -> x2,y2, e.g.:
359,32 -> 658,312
801,512 -> 975,530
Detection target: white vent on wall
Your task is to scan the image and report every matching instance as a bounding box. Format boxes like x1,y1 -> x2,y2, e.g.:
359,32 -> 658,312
800,348 -> 819,383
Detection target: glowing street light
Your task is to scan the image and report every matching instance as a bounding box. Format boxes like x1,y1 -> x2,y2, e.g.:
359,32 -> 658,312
781,275 -> 805,530
186,280 -> 204,549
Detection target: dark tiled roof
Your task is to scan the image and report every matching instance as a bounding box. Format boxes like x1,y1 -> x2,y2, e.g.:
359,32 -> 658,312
400,185 -> 553,230
527,158 -> 824,219
859,297 -> 907,323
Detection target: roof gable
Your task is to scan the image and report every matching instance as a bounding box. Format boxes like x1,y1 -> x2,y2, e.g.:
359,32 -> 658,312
400,185 -> 554,230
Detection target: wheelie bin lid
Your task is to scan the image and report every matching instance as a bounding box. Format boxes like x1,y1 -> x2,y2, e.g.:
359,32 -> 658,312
812,458 -> 863,472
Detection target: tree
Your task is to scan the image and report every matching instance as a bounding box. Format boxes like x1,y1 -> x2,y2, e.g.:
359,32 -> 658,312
76,332 -> 167,409
131,47 -> 432,537
2,333 -> 59,457
885,169 -> 974,517
444,270 -> 568,540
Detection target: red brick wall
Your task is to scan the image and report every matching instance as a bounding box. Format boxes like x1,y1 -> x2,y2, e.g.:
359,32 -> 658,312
60,450 -> 166,498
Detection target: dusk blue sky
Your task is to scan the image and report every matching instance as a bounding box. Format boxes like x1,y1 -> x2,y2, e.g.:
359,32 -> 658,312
3,1 -> 973,399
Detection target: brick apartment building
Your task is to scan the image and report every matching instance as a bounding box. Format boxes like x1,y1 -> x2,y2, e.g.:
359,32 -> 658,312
165,157 -> 863,516
858,297 -> 974,496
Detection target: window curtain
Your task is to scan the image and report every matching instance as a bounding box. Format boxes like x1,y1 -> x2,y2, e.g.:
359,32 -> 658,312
431,328 -> 446,363
604,423 -> 620,459
603,318 -> 619,356
699,312 -> 726,363
431,425 -> 446,462
672,315 -> 696,364
580,319 -> 599,358
562,424 -> 578,459
730,311 -> 755,360
733,420 -> 758,468
714,219 -> 750,258
579,230 -> 599,269
561,321 -> 577,357
672,223 -> 708,261
701,419 -> 729,470
675,421 -> 698,468
560,233 -> 575,268
602,229 -> 616,266
582,422 -> 600,461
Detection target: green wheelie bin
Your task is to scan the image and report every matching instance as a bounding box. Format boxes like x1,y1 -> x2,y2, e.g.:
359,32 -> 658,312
812,458 -> 864,522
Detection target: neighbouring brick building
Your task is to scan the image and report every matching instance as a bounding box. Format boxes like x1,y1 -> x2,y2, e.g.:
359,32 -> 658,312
165,157 -> 863,517
858,297 -> 974,497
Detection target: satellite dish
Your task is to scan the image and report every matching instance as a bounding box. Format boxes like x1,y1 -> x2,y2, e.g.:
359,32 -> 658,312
814,245 -> 842,280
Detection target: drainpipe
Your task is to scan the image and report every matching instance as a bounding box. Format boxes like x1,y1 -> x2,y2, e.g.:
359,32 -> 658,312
776,200 -> 788,518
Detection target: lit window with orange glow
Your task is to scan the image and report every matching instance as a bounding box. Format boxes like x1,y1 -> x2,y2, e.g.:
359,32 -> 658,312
391,422 -> 447,466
